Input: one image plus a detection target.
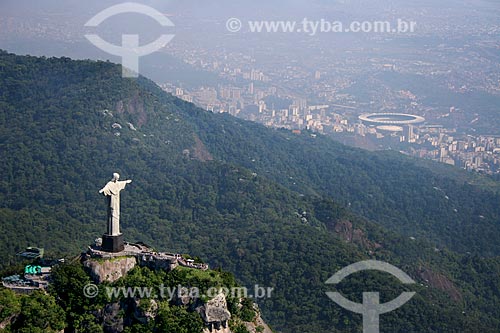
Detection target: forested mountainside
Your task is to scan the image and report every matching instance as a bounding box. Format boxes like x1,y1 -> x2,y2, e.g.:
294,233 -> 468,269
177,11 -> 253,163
0,51 -> 499,332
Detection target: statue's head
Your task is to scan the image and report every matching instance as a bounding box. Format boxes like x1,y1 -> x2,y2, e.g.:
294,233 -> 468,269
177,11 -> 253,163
113,173 -> 120,181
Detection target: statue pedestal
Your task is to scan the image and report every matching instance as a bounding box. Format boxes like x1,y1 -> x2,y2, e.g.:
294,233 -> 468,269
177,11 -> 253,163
102,234 -> 124,253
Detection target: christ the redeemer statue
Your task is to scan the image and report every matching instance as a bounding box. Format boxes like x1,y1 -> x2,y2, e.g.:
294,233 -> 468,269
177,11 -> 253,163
99,173 -> 132,252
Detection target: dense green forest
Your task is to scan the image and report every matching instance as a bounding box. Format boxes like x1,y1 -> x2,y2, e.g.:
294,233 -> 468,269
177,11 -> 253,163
0,50 -> 499,332
173,101 -> 500,256
0,262 -> 261,333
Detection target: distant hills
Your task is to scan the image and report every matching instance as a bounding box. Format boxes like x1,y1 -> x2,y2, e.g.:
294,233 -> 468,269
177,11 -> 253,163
0,50 -> 499,332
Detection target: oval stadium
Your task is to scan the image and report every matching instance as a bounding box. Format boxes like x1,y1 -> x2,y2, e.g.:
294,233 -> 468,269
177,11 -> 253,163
359,113 -> 425,125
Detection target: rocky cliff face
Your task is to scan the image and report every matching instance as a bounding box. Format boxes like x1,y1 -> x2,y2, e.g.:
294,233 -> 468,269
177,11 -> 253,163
243,311 -> 273,333
97,298 -> 159,333
83,257 -> 137,283
81,256 -> 272,333
95,290 -> 270,333
333,219 -> 382,252
198,293 -> 231,332
417,266 -> 462,302
198,293 -> 232,323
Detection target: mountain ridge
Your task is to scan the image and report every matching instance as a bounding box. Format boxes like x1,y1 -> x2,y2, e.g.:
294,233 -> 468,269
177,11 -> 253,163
0,50 -> 499,332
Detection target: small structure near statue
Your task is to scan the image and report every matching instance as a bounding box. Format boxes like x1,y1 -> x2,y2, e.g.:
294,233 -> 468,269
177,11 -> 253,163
2,264 -> 52,294
16,247 -> 44,259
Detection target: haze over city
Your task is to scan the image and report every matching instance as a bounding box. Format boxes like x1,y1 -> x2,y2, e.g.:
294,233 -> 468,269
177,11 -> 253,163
3,0 -> 498,173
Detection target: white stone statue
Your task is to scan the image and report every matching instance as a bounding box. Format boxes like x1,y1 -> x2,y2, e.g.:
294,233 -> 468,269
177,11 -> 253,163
99,173 -> 132,236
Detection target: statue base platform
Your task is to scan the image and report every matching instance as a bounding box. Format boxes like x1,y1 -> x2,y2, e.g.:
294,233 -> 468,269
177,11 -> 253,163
101,234 -> 124,253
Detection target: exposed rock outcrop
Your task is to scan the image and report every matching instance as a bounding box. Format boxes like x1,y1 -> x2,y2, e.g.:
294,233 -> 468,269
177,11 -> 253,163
80,250 -> 272,333
334,219 -> 382,252
172,286 -> 197,306
199,292 -> 232,322
132,299 -> 158,324
244,311 -> 274,333
417,267 -> 462,302
0,314 -> 17,330
103,302 -> 124,333
197,293 -> 231,332
83,257 -> 137,283
192,135 -> 214,161
203,326 -> 231,333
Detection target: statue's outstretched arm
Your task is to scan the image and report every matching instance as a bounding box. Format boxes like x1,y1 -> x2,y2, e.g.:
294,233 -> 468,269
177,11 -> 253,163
99,184 -> 111,195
